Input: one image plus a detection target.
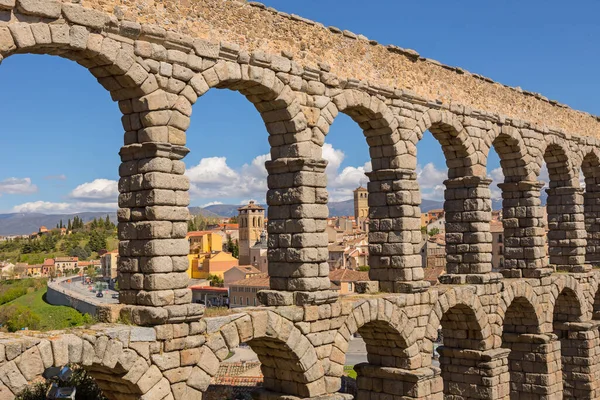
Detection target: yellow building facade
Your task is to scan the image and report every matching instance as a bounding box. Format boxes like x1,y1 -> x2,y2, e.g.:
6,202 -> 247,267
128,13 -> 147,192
187,231 -> 222,254
187,251 -> 239,279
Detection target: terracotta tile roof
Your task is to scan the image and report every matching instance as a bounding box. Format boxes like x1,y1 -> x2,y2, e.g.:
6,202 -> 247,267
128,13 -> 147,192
428,209 -> 444,214
229,274 -> 270,288
424,266 -> 445,284
187,230 -> 213,237
228,266 -> 261,275
329,269 -> 369,282
238,201 -> 265,211
43,259 -> 54,266
216,224 -> 239,230
55,257 -> 77,262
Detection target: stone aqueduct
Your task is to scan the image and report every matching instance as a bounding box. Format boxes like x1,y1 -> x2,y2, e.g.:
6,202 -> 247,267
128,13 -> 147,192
1,0 -> 600,399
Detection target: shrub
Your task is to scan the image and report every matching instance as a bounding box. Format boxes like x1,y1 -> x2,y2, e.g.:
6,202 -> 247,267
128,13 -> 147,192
16,366 -> 107,400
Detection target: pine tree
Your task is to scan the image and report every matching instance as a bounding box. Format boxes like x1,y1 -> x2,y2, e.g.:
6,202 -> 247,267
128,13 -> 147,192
105,215 -> 111,228
67,219 -> 72,231
59,219 -> 63,229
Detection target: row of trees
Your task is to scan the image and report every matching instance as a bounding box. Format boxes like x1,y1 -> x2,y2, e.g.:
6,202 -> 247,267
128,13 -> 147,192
187,214 -> 220,232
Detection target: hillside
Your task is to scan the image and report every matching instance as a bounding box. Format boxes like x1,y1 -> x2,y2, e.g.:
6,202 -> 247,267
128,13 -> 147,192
0,212 -> 117,236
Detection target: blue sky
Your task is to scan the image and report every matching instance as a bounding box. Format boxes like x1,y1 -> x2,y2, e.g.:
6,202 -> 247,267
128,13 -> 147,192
0,0 -> 598,213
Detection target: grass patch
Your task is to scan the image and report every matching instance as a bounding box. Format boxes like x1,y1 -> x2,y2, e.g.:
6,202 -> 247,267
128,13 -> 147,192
6,287 -> 91,331
343,366 -> 357,380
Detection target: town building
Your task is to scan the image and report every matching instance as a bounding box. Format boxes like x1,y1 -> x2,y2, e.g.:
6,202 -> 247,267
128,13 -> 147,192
249,231 -> 268,273
189,251 -> 239,279
187,231 -> 222,254
223,265 -> 262,287
238,201 -> 265,265
353,186 -> 369,225
53,257 -> 78,274
426,216 -> 446,234
190,285 -> 228,307
329,269 -> 369,294
101,250 -> 119,281
229,274 -> 269,308
421,209 -> 445,227
421,234 -> 446,269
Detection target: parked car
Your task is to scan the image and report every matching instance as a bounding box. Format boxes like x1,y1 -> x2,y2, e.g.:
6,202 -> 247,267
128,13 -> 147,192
96,292 -> 104,298
111,293 -> 119,299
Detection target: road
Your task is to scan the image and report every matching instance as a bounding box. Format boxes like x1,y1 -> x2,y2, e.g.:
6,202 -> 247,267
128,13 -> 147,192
57,276 -> 119,304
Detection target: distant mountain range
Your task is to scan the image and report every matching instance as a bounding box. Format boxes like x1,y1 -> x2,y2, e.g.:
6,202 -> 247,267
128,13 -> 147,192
0,212 -> 117,236
0,194 -> 545,235
191,198 -> 448,218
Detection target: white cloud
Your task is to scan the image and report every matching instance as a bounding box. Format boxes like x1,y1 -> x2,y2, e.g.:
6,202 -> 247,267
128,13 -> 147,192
12,201 -> 117,214
417,163 -> 448,201
11,178 -> 118,214
201,201 -> 223,208
187,156 -> 261,199
322,143 -> 371,202
488,167 -> 504,200
185,144 -> 372,203
0,178 -> 38,195
69,178 -> 118,201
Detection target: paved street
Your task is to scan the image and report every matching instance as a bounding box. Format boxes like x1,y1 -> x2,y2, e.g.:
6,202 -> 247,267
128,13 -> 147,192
57,276 -> 119,304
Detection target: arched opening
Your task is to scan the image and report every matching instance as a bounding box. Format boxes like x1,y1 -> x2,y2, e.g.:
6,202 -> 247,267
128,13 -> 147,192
488,128 -> 542,277
321,109 -> 371,276
553,287 -> 585,398
438,303 -> 503,399
501,297 -> 548,399
415,112 -> 487,281
201,313 -> 325,399
543,144 -> 586,272
352,320 -> 423,399
581,152 -> 600,266
185,83 -> 272,284
327,300 -> 434,399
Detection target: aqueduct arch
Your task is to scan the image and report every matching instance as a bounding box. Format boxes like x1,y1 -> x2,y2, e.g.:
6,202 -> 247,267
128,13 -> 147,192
1,0 -> 600,399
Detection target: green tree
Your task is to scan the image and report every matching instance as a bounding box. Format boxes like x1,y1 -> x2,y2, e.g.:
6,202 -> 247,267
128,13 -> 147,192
85,266 -> 98,280
88,231 -> 107,252
428,228 -> 440,236
67,219 -> 72,231
0,304 -> 40,332
358,265 -> 370,271
208,274 -> 224,287
70,246 -> 91,260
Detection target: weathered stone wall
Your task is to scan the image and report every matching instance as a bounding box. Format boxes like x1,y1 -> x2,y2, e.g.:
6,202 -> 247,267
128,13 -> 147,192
2,0 -> 600,399
67,0 -> 600,139
2,273 -> 600,400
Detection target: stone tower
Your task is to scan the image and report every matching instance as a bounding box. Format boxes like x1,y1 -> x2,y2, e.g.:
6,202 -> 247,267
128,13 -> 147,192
354,186 -> 369,224
238,201 -> 265,265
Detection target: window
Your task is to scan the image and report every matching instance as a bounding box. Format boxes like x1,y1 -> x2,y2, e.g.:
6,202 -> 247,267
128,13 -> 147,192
499,246 -> 503,255
498,234 -> 503,243
233,296 -> 236,305
348,283 -> 352,291
254,298 -> 257,306
246,297 -> 250,306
